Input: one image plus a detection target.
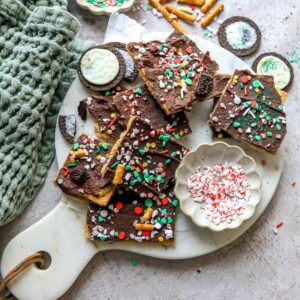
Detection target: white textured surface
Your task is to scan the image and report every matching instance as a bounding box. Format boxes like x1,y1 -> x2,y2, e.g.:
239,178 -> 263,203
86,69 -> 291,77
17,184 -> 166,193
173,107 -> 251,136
0,0 -> 299,299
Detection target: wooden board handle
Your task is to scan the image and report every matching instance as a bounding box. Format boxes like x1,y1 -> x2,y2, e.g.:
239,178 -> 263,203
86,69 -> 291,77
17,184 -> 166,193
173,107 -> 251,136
0,200 -> 98,300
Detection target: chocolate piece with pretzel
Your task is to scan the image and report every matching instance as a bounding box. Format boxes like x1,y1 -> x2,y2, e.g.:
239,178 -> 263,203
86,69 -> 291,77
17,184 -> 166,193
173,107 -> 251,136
127,31 -> 219,115
101,116 -> 189,200
86,186 -> 177,245
208,69 -> 287,154
54,134 -> 114,206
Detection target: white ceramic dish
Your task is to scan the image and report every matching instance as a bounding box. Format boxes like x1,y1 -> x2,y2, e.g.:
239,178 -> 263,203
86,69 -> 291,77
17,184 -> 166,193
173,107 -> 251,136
1,33 -> 285,300
76,0 -> 136,16
175,142 -> 262,231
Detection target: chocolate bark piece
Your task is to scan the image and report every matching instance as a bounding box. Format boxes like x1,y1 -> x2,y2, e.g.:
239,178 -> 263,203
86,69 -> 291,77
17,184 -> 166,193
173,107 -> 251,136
196,73 -> 231,101
101,116 -> 189,200
81,94 -> 124,143
54,134 -> 114,206
112,85 -> 191,137
58,115 -> 76,144
209,70 -> 287,154
86,186 -> 177,245
218,16 -> 261,57
252,52 -> 294,90
78,101 -> 87,121
77,45 -> 126,92
127,31 -> 219,115
105,42 -> 139,82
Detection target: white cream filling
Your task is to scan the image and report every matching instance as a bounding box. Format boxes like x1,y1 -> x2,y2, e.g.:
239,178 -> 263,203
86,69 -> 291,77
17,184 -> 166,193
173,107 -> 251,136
225,21 -> 257,50
257,56 -> 291,90
81,49 -> 119,85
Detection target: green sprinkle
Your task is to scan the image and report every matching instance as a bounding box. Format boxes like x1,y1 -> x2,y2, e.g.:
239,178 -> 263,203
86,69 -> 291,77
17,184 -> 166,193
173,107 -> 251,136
102,143 -> 108,150
99,235 -> 106,241
57,178 -> 63,185
156,175 -> 162,182
147,175 -> 154,182
254,135 -> 261,141
96,146 -> 101,154
157,45 -> 163,51
185,78 -> 192,86
244,101 -> 251,107
130,180 -> 136,186
267,131 -> 273,137
159,218 -> 167,225
251,122 -> 257,127
167,217 -> 173,224
146,4 -> 152,10
125,165 -> 131,171
172,200 -> 178,207
114,231 -> 119,237
145,198 -> 153,207
173,133 -> 180,139
278,105 -> 284,111
135,87 -> 143,95
252,80 -> 263,88
160,208 -> 167,215
98,216 -> 104,222
111,161 -> 120,168
266,116 -> 272,121
137,177 -> 142,183
104,91 -> 111,96
181,34 -> 187,40
239,82 -> 244,89
73,143 -> 79,151
276,118 -> 281,123
171,151 -> 177,157
138,148 -> 146,155
203,29 -> 209,36
172,121 -> 177,126
133,171 -> 140,178
131,259 -> 139,267
165,158 -> 171,165
162,134 -> 171,142
276,124 -> 281,130
67,163 -> 77,168
233,121 -> 241,128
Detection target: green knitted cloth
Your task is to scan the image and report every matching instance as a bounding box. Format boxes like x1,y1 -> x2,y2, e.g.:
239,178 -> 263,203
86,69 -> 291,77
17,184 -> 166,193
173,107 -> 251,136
0,0 -> 93,226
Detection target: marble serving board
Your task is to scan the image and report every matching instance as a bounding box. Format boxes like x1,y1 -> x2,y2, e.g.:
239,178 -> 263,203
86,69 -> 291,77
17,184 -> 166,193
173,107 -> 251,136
0,33 -> 284,300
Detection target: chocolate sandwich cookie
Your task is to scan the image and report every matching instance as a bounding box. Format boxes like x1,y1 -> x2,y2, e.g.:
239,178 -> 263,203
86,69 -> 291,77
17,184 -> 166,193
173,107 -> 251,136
58,115 -> 76,143
86,186 -> 177,245
252,52 -> 294,90
105,42 -> 139,82
78,45 -> 126,92
218,16 -> 261,57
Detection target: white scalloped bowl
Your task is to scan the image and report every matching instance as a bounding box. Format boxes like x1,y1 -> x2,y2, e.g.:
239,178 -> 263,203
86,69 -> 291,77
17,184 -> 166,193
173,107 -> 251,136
174,142 -> 262,231
76,0 -> 136,16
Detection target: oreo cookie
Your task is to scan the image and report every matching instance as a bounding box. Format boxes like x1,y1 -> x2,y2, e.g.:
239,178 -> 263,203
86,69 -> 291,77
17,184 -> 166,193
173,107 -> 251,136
105,42 -> 139,82
218,16 -> 261,57
77,45 -> 126,92
58,115 -> 76,144
252,52 -> 294,90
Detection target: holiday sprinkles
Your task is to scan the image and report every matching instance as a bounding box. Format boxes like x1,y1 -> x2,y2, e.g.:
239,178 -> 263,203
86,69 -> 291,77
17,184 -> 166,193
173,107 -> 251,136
187,163 -> 251,225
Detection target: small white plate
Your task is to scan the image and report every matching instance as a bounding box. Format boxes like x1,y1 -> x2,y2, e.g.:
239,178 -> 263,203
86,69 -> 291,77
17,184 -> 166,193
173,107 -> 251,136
175,142 -> 262,231
76,0 -> 136,16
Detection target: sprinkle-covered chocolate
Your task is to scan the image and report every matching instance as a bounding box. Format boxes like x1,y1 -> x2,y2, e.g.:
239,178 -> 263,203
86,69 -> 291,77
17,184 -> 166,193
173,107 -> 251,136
127,31 -> 219,115
209,70 -> 287,154
112,85 -> 191,137
86,186 -> 177,245
101,116 -> 189,200
54,134 -> 114,205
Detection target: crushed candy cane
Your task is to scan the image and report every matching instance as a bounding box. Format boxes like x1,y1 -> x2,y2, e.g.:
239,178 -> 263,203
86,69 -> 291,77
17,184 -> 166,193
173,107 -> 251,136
187,163 -> 251,225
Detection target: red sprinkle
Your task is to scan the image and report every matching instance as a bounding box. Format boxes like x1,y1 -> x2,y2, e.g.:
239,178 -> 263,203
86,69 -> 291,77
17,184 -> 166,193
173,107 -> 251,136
241,76 -> 249,84
107,117 -> 118,129
134,207 -> 143,215
161,197 -> 169,206
243,85 -> 248,96
118,231 -> 126,240
186,46 -> 193,54
116,202 -> 123,210
161,149 -> 169,154
64,169 -> 70,177
150,131 -> 155,138
275,221 -> 283,228
142,230 -> 151,237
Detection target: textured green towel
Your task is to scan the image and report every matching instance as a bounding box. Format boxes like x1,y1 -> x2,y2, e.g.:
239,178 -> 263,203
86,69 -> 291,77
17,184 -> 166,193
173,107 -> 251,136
0,0 -> 93,226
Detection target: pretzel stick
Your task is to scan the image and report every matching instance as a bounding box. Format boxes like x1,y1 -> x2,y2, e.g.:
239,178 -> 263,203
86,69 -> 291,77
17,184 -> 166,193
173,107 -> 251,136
200,2 -> 224,27
135,223 -> 155,231
177,0 -> 205,7
201,0 -> 217,13
148,0 -> 187,33
166,5 -> 196,22
112,164 -> 125,185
